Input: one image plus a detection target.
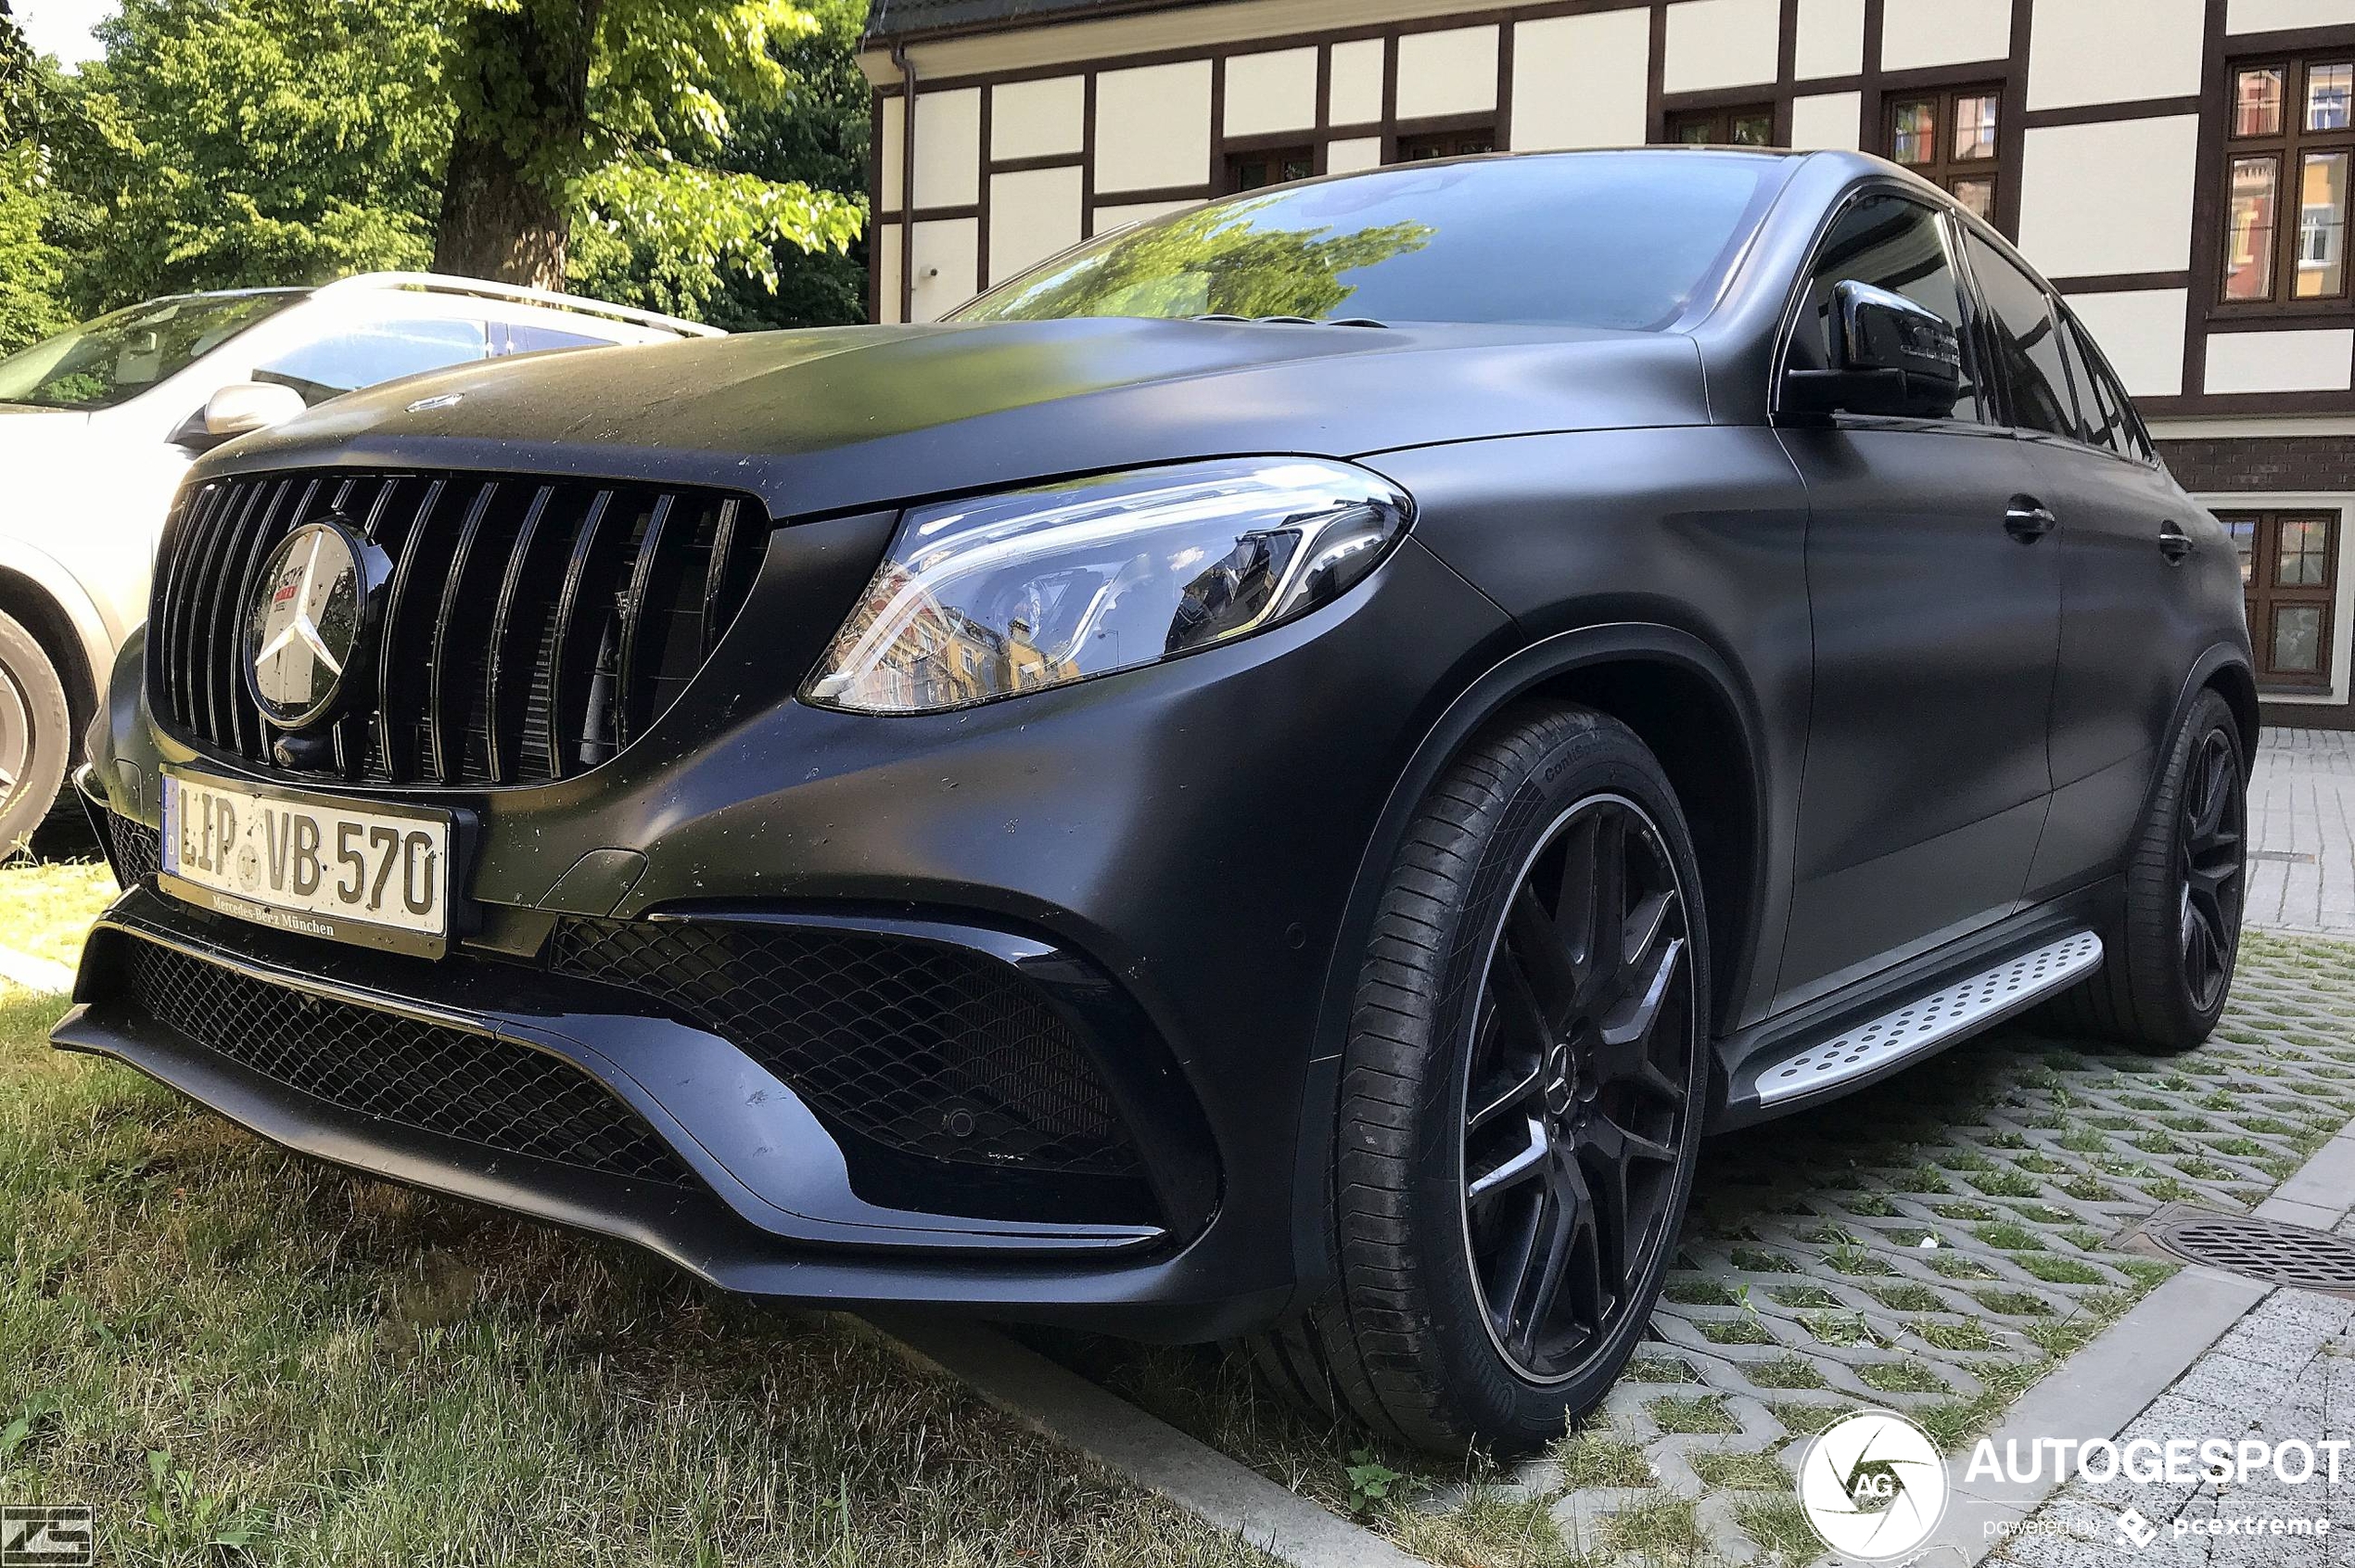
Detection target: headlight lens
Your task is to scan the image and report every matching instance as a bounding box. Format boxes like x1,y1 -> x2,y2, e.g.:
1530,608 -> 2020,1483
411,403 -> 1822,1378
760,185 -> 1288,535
802,457 -> 1413,715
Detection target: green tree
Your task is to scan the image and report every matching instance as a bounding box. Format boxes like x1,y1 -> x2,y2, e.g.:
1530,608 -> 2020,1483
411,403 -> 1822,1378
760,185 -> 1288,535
42,0 -> 452,313
433,0 -> 863,312
0,0 -> 69,350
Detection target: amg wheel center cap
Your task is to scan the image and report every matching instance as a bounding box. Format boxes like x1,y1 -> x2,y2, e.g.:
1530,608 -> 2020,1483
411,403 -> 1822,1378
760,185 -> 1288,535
1543,1041 -> 1577,1119
243,517 -> 385,732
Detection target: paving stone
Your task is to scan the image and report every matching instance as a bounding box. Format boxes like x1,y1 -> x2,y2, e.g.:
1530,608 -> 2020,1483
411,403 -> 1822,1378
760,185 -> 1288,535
2247,729 -> 2355,938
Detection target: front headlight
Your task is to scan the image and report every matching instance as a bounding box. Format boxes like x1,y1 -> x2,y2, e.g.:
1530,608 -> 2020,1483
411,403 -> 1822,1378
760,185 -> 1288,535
802,458 -> 1413,715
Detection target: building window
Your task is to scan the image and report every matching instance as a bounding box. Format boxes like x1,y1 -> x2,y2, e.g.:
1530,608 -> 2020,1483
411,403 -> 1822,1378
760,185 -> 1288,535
1224,146 -> 1314,194
1885,85 -> 2003,222
2221,57 -> 2355,305
2219,510 -> 2339,689
1395,127 -> 1496,161
1665,105 -> 1775,147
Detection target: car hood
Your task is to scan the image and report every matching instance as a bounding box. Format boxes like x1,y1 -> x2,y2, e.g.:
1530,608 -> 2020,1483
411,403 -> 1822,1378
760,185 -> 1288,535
202,316 -> 1712,518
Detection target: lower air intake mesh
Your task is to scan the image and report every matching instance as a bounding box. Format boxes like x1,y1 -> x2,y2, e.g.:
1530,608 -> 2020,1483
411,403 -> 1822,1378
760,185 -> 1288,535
546,917 -> 1142,1179
121,940 -> 697,1188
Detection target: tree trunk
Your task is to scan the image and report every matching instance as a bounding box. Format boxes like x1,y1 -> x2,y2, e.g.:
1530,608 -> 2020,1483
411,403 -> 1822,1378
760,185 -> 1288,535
431,2 -> 599,287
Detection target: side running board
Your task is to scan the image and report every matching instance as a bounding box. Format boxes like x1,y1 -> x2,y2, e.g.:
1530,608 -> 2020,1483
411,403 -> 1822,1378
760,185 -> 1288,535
1738,931 -> 2105,1113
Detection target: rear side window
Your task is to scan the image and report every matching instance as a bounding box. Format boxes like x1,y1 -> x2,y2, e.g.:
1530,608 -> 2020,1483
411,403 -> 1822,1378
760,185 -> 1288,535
1962,233 -> 2077,438
254,317 -> 491,405
2060,310 -> 2154,462
497,323 -> 619,355
1791,193 -> 1985,422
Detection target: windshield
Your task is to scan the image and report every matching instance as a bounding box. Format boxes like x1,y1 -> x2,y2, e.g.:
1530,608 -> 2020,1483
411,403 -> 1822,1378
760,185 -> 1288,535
0,291 -> 304,410
955,151 -> 1785,332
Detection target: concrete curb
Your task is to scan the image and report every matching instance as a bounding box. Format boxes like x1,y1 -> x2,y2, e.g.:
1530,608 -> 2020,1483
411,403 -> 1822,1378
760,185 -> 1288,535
859,1311 -> 1431,1568
0,944 -> 74,995
1912,1113 -> 2355,1567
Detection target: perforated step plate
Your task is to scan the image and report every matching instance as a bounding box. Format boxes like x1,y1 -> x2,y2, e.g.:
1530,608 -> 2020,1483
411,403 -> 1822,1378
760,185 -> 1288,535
1746,931 -> 2104,1109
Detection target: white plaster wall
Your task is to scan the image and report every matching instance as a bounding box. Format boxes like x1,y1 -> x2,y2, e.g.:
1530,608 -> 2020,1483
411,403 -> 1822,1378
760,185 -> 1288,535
1394,26 -> 1500,119
1510,9 -> 1651,150
2064,288 -> 2189,398
1795,0 -> 1866,80
1329,37 -> 1386,127
878,223 -> 901,323
2206,330 -> 2355,395
988,167 -> 1084,286
1662,0 -> 1781,93
1094,60 -> 1213,192
1094,198 -> 1198,233
991,76 -> 1085,160
1225,47 -> 1319,135
1880,0 -> 2012,70
910,217 -> 980,323
2017,116 -> 2199,277
1789,91 -> 1865,150
2029,0 -> 2204,109
2227,0 -> 2355,33
881,96 -> 906,211
913,87 -> 982,209
1326,135 -> 1385,172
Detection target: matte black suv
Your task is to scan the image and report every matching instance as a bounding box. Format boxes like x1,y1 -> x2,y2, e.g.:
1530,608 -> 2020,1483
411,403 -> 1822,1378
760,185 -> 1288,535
60,149 -> 2254,1452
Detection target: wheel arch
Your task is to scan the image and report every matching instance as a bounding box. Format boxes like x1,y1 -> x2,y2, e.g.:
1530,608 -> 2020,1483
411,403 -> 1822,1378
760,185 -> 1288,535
1283,622 -> 1774,1310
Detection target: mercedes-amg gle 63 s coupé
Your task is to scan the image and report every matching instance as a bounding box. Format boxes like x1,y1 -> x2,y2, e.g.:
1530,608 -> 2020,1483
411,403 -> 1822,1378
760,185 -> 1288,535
60,149 -> 2254,1451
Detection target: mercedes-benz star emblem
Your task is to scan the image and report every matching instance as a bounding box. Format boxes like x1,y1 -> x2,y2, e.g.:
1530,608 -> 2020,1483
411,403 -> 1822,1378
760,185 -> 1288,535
244,519 -> 381,731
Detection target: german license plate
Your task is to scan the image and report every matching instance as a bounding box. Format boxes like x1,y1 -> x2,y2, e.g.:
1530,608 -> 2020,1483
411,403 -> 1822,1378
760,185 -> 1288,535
159,767 -> 454,957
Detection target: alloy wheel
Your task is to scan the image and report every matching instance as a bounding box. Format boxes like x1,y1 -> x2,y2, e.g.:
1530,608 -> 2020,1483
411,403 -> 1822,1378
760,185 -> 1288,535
0,662 -> 29,822
1458,793 -> 1697,1383
2178,729 -> 2245,1013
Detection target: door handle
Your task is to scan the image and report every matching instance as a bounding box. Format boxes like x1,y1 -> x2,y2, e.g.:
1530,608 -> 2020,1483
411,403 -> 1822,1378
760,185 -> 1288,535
2158,521 -> 2196,565
2005,498 -> 2057,542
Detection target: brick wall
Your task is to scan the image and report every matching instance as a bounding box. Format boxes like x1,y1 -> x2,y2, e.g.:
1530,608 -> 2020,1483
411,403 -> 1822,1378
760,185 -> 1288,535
2158,435 -> 2355,494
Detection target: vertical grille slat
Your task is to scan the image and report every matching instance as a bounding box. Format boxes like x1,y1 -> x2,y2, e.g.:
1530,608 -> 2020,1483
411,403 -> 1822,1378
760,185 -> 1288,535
482,486 -> 558,785
544,490 -> 617,784
613,493 -> 675,749
426,483 -> 502,785
146,467 -> 766,789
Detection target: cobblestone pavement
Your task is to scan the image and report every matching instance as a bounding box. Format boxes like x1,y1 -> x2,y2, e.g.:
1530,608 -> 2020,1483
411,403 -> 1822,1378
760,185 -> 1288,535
1992,1276 -> 2355,1567
1503,930 -> 2355,1563
2247,729 -> 2355,937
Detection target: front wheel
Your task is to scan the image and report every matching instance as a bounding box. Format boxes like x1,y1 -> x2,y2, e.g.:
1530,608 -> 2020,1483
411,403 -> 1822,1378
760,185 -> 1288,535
2042,688 -> 2247,1053
1251,705 -> 1710,1451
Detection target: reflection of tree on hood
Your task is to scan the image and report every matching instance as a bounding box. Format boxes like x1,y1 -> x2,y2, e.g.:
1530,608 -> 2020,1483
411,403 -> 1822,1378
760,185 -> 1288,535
990,201 -> 1436,323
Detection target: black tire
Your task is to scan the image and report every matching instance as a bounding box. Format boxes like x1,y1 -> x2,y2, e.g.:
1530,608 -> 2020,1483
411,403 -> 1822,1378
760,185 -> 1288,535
2039,689 -> 2247,1054
0,611 -> 72,859
1250,704 -> 1710,1452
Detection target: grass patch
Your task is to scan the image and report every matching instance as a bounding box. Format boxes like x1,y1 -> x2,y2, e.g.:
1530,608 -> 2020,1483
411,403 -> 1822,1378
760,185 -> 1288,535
1739,1355 -> 1827,1391
0,859 -> 115,970
1687,1449 -> 1789,1492
1855,1360 -> 1949,1395
1551,1426 -> 1655,1490
1647,1396 -> 1739,1436
0,988 -> 1274,1568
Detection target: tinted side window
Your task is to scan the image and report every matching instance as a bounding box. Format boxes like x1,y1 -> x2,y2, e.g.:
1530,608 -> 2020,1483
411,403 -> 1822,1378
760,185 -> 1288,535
254,318 -> 490,405
2063,311 -> 2155,462
498,323 -> 619,355
1963,233 -> 2077,438
2052,310 -> 2110,450
1794,195 -> 1985,422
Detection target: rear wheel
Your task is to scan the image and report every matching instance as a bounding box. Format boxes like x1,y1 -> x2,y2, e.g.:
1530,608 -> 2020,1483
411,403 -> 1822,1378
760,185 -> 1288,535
2041,689 -> 2246,1053
1251,705 -> 1709,1451
0,612 -> 71,858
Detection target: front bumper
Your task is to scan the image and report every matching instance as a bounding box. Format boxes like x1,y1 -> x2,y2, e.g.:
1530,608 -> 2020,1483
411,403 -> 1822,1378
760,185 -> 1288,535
63,523 -> 1516,1337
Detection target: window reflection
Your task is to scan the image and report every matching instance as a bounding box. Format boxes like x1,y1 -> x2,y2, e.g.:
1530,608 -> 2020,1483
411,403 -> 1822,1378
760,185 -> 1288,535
2237,67 -> 2285,137
1952,179 -> 1995,221
2308,63 -> 2351,131
2227,156 -> 2281,300
2296,150 -> 2349,297
1891,100 -> 1934,165
2279,516 -> 2333,585
2273,606 -> 2323,672
1954,95 -> 1999,161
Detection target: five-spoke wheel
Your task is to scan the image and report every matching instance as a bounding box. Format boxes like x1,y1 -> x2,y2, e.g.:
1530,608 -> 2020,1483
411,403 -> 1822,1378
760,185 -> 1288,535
2176,727 -> 2244,1014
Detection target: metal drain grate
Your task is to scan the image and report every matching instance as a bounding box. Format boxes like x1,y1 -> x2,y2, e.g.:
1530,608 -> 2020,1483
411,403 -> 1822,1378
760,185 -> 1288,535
2125,1204 -> 2355,1299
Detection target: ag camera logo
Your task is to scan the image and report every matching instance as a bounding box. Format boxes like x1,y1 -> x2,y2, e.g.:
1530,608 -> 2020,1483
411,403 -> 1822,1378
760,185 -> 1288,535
1797,1409 -> 1949,1561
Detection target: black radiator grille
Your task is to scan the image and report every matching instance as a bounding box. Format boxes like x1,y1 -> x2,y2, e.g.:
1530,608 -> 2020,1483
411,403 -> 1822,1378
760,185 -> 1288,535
547,917 -> 1144,1179
121,940 -> 698,1188
146,471 -> 768,787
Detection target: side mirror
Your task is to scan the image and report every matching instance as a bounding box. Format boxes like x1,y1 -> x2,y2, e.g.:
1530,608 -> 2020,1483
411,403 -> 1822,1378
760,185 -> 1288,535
1784,279 -> 1966,419
173,381 -> 308,450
